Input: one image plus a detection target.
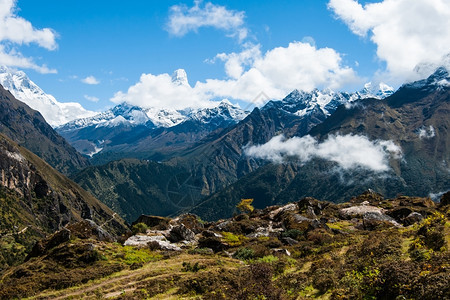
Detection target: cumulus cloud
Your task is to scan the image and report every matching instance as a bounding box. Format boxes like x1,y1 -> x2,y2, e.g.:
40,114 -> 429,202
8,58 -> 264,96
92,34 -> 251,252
245,134 -> 402,172
84,95 -> 99,102
328,0 -> 450,83
166,0 -> 248,42
0,0 -> 57,73
111,71 -> 213,110
417,126 -> 435,139
112,42 -> 360,109
81,76 -> 100,85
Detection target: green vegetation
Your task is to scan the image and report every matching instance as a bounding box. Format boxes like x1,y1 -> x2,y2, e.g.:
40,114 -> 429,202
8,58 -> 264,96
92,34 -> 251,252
0,193 -> 448,299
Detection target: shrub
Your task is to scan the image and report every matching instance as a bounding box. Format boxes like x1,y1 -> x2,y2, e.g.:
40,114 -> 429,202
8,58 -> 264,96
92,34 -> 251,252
132,223 -> 148,235
282,229 -> 303,240
233,247 -> 254,261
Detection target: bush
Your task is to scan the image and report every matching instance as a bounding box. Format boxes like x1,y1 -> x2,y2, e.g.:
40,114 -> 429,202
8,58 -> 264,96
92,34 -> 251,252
233,247 -> 254,261
132,223 -> 148,235
282,229 -> 303,240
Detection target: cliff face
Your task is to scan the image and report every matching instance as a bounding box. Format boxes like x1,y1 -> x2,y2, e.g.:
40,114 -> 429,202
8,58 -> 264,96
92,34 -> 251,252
0,84 -> 89,175
0,134 -> 128,268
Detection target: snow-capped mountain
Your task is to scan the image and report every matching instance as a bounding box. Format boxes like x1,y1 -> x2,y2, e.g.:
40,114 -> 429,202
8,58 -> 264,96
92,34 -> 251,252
264,83 -> 394,118
59,99 -> 249,132
0,66 -> 96,127
57,103 -> 154,132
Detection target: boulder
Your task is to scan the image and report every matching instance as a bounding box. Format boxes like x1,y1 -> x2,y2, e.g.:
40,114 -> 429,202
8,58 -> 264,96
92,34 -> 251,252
350,189 -> 384,204
268,203 -> 297,220
398,196 -> 435,208
388,207 -> 413,222
297,197 -> 325,216
172,214 -> 204,234
198,236 -> 228,253
281,237 -> 299,246
132,215 -> 170,230
124,235 -> 181,251
363,212 -> 401,230
404,212 -> 424,226
66,219 -> 115,242
340,204 -> 384,219
166,224 -> 196,243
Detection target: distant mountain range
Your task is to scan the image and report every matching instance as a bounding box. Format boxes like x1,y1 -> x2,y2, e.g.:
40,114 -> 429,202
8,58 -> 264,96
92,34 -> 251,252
1,64 -> 447,223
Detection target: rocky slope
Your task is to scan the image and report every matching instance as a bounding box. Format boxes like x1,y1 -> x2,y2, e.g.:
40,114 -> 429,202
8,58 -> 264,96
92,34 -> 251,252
0,84 -> 90,175
0,190 -> 448,299
0,134 -> 128,269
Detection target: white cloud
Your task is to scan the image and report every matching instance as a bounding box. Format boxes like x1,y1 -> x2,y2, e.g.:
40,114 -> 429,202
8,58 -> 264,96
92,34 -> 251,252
166,0 -> 248,42
0,0 -> 57,73
84,95 -> 99,102
82,76 -> 100,85
112,42 -> 360,109
328,0 -> 450,83
417,126 -> 435,139
245,134 -> 402,172
110,71 -> 213,110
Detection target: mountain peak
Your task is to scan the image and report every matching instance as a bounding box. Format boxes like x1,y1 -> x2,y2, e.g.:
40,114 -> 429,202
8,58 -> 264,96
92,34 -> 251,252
0,66 -> 96,127
171,69 -> 189,86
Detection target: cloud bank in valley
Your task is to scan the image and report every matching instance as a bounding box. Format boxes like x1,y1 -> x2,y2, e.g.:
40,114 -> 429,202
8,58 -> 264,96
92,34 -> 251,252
245,134 -> 402,172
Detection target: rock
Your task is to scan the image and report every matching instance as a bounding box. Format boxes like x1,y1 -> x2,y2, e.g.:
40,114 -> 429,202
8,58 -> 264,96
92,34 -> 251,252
388,207 -> 413,222
297,197 -> 325,216
268,203 -> 297,220
172,214 -> 204,234
166,224 -> 196,243
398,196 -> 435,208
404,212 -> 424,225
272,248 -> 291,256
66,219 -> 115,242
198,236 -> 228,253
340,205 -> 384,219
281,237 -> 298,246
214,220 -> 231,231
439,191 -> 450,207
350,189 -> 384,204
27,228 -> 71,259
245,222 -> 284,238
132,215 -> 170,230
363,212 -> 401,230
202,230 -> 222,238
306,206 -> 317,219
124,235 -> 181,251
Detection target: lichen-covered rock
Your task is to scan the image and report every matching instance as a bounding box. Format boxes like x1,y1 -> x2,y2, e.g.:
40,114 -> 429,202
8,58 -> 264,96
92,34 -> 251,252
124,235 -> 181,251
340,204 -> 384,219
404,212 -> 424,225
363,212 -> 401,230
166,224 -> 196,242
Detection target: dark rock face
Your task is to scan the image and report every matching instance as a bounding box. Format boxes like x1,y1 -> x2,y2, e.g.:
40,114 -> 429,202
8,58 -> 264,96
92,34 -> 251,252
0,84 -> 89,175
404,212 -> 424,226
166,224 -> 195,243
27,228 -> 71,259
0,134 -> 128,239
439,191 -> 450,207
66,220 -> 115,242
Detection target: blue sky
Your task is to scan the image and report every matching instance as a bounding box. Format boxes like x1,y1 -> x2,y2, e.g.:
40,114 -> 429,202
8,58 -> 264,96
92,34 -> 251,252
2,0 -> 450,111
